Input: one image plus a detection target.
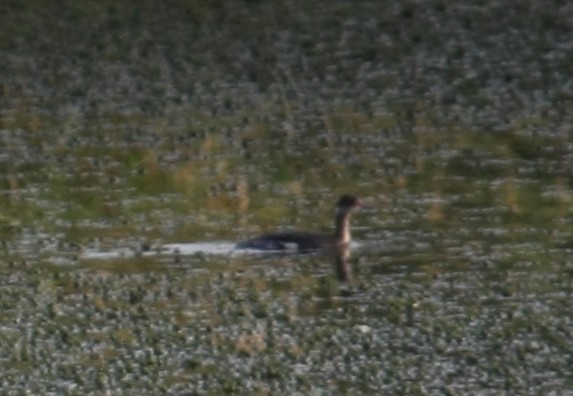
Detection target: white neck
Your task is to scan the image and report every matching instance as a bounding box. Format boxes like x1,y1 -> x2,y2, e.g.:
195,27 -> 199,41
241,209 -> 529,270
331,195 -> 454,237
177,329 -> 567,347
335,208 -> 352,244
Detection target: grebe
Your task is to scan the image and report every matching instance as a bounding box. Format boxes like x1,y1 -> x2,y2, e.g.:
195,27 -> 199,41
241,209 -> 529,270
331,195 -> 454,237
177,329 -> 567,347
236,195 -> 361,252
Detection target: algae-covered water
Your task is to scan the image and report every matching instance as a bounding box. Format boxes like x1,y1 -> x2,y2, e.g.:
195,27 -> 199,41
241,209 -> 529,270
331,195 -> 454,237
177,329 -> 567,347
1,0 -> 573,394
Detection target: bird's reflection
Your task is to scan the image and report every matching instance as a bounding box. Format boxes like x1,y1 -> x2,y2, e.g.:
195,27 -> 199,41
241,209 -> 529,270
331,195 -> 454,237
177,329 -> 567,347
332,244 -> 353,284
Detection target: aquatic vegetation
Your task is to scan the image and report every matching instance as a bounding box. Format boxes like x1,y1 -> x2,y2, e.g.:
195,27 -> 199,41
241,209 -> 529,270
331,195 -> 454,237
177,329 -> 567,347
1,0 -> 572,393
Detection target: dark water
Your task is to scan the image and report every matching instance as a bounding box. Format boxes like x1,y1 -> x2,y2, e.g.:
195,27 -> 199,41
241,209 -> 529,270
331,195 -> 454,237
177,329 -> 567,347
1,0 -> 573,394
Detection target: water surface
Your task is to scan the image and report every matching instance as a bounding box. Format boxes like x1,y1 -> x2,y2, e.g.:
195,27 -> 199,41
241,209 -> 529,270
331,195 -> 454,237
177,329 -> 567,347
1,0 -> 572,394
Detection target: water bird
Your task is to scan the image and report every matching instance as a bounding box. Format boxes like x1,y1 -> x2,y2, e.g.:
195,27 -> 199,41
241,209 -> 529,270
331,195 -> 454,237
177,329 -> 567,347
236,195 -> 362,252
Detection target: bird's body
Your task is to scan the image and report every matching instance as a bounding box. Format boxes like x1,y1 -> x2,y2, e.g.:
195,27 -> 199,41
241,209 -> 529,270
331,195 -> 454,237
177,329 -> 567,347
236,195 -> 361,252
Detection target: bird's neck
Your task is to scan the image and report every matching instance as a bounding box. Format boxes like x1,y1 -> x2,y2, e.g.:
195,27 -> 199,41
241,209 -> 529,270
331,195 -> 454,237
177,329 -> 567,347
334,209 -> 352,244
